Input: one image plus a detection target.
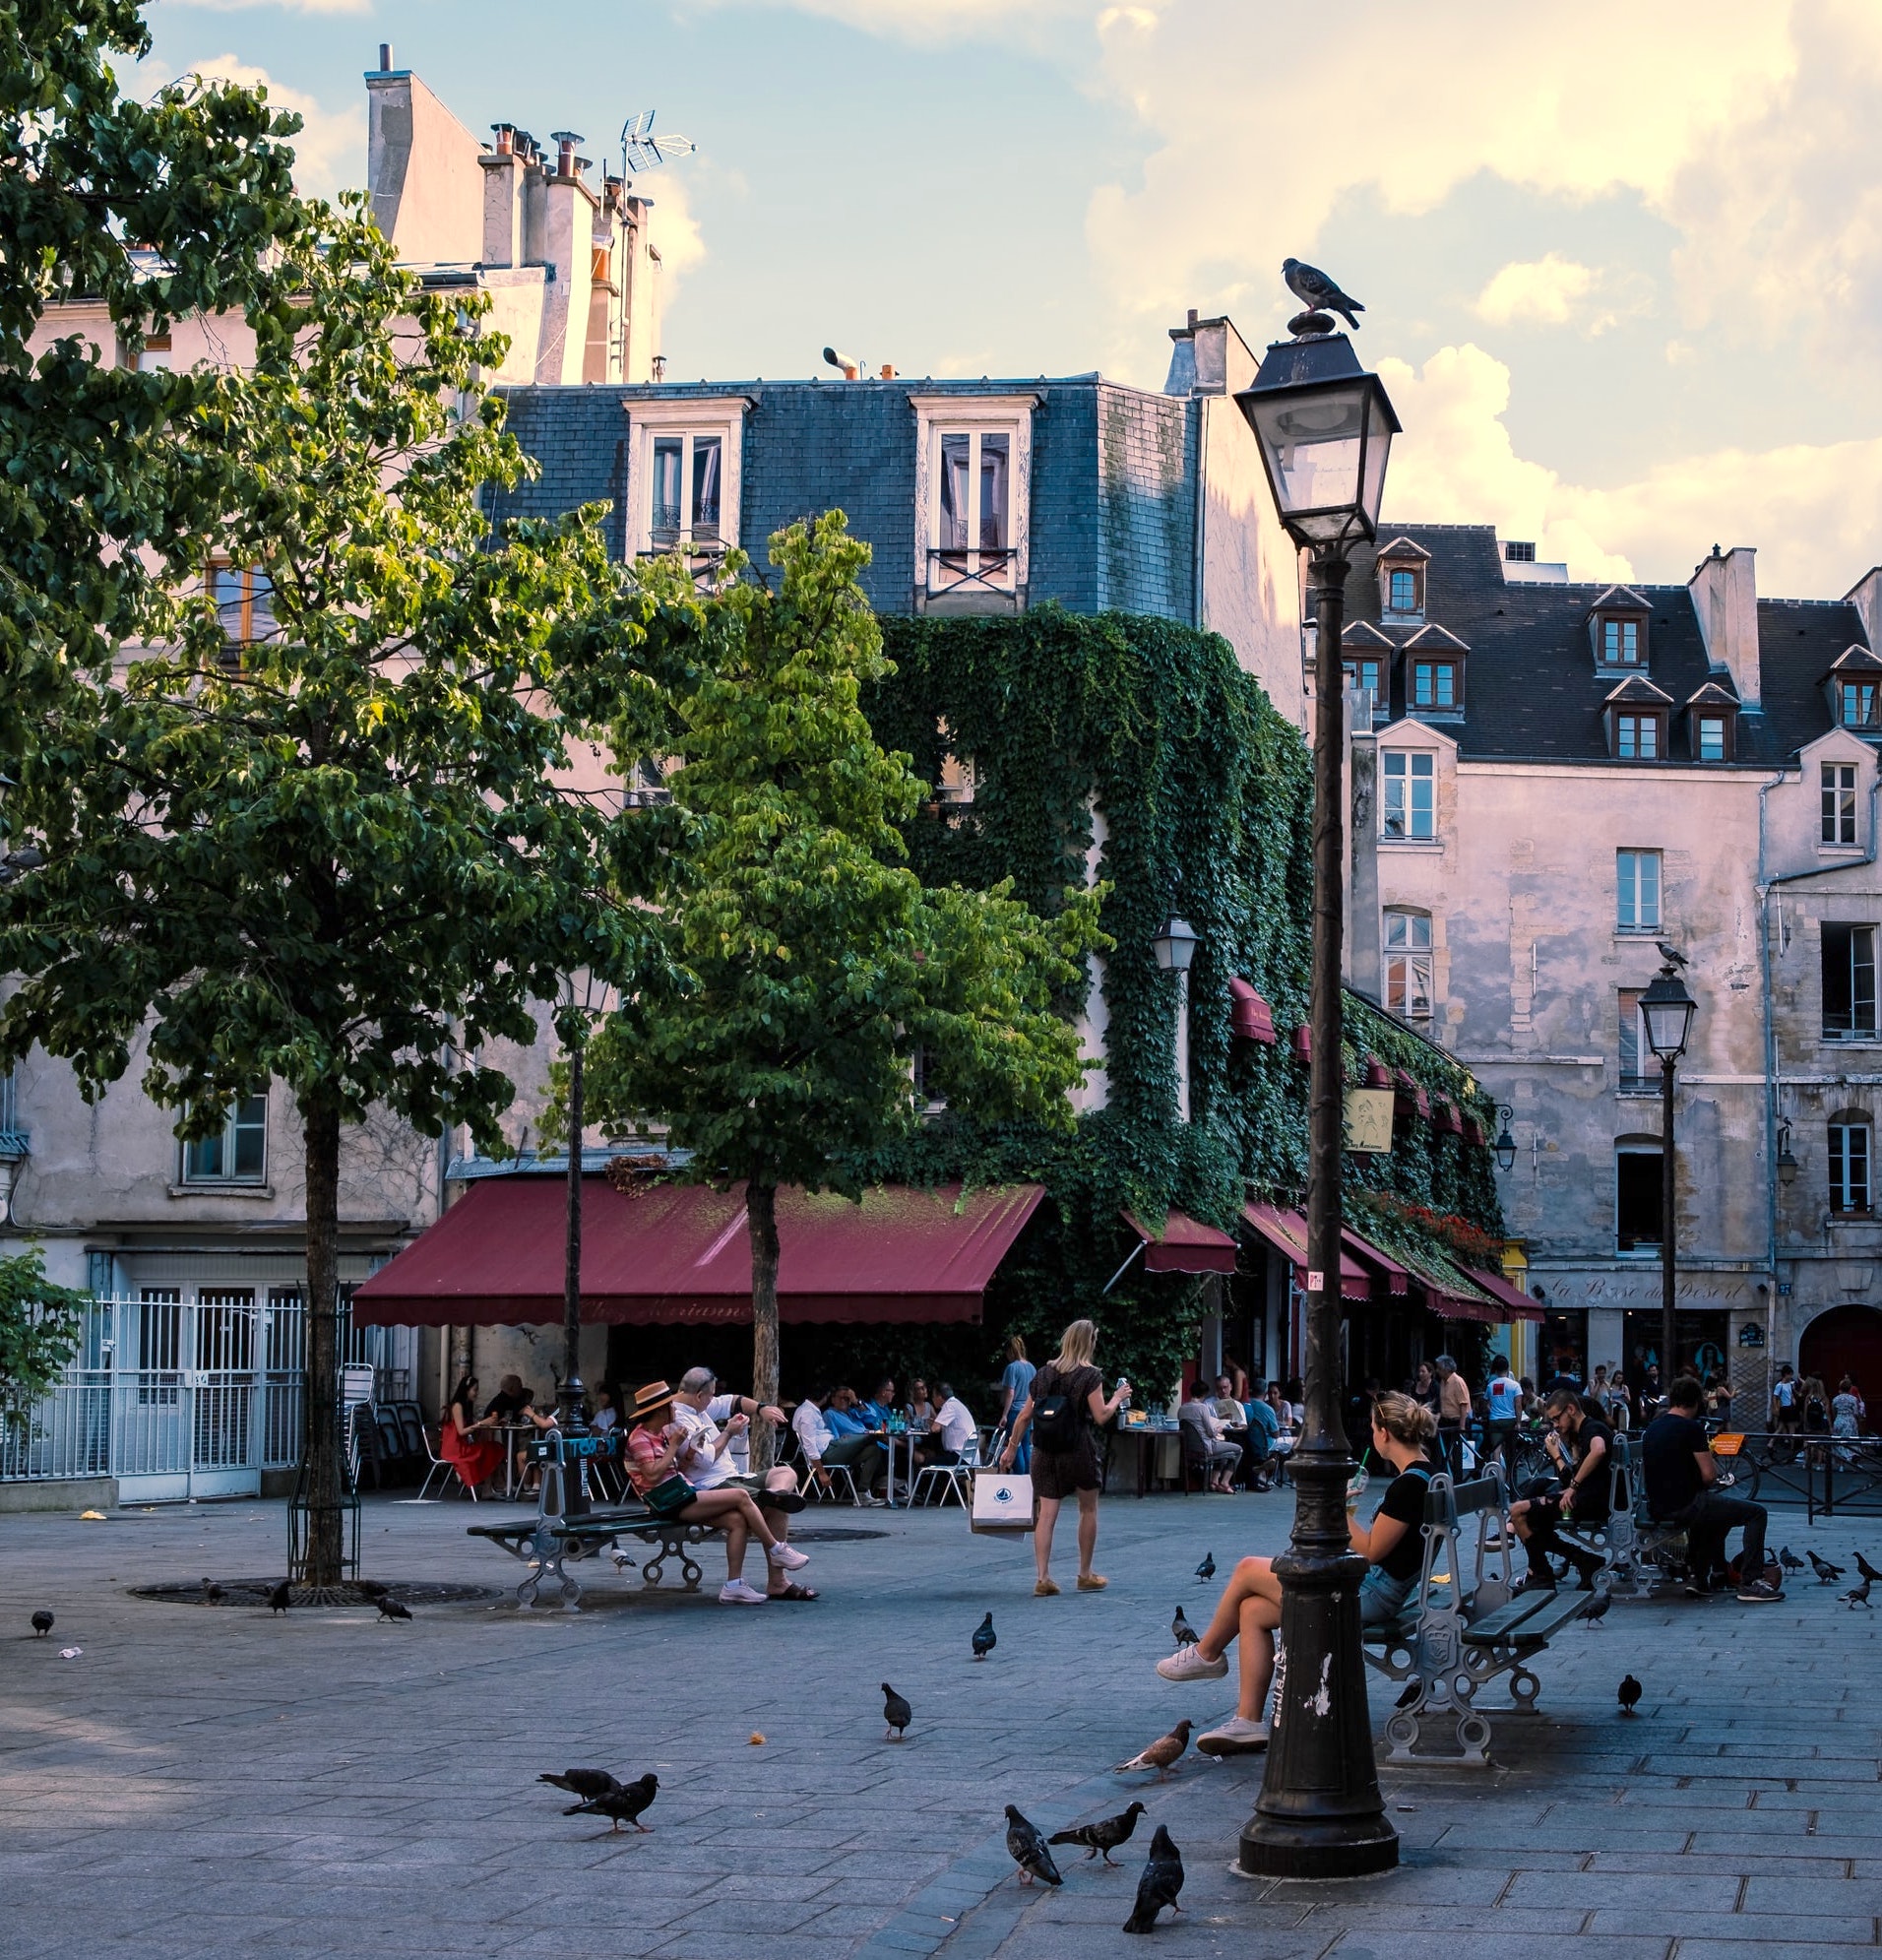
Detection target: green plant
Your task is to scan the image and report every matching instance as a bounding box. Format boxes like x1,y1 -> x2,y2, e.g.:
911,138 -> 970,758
0,1250 -> 89,1422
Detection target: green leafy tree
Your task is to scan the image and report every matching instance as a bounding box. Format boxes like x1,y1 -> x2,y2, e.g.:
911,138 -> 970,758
0,199 -> 652,1580
585,515 -> 1104,1460
1,1 -> 305,763
0,1249 -> 89,1423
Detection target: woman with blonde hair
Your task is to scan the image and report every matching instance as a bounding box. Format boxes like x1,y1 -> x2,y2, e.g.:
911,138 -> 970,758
1152,1390 -> 1439,1755
999,1318 -> 1129,1596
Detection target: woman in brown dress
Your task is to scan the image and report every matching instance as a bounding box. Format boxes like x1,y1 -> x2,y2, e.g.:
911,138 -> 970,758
999,1318 -> 1129,1596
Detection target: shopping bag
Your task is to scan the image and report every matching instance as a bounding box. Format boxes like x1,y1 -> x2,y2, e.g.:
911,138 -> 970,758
970,1469 -> 1035,1536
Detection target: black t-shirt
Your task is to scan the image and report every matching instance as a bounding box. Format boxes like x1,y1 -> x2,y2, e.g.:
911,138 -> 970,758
1373,1459 -> 1437,1582
1642,1413 -> 1709,1518
483,1388 -> 529,1422
1563,1417 -> 1615,1522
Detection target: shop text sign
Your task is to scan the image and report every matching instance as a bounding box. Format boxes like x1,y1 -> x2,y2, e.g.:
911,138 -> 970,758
1344,1089 -> 1395,1155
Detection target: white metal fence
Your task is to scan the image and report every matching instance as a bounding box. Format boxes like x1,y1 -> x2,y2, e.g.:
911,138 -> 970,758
1,1291 -> 414,1500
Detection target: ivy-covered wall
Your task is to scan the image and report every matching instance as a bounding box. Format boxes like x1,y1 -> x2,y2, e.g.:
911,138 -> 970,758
852,604 -> 1504,1394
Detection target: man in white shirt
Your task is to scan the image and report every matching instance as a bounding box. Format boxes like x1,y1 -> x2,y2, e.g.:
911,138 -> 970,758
671,1367 -> 813,1598
1484,1355 -> 1524,1465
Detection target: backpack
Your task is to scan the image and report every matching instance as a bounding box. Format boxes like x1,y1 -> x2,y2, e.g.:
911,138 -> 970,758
1032,1366 -> 1084,1452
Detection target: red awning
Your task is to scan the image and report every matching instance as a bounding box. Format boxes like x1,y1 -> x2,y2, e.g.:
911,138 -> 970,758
1342,1225 -> 1410,1295
1228,977 -> 1278,1044
1464,1265 -> 1545,1323
351,1176 -> 1045,1327
1240,1202 -> 1370,1300
1120,1207 -> 1239,1275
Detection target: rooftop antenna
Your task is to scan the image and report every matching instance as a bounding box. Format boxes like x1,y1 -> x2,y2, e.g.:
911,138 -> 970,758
620,108 -> 696,182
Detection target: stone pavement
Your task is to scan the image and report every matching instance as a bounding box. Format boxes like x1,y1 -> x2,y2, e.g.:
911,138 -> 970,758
2,1485 -> 1879,1959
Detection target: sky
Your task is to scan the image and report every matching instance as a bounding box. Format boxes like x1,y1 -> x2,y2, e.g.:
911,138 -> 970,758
141,0 -> 1882,598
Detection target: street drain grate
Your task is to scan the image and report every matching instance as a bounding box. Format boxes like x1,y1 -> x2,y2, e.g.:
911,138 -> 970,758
130,1579 -> 503,1608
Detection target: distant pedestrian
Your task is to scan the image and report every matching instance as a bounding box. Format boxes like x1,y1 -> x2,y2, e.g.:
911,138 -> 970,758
1434,1355 -> 1472,1475
999,1318 -> 1129,1596
1483,1355 -> 1523,1465
1771,1363 -> 1799,1435
994,1335 -> 1036,1472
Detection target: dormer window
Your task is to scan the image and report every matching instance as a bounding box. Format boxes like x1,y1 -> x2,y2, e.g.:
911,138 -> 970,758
1617,713 -> 1662,758
1603,618 -> 1641,664
1342,619 -> 1395,727
1389,569 -> 1418,612
1604,674 -> 1672,760
1375,537 -> 1430,621
1412,660 -> 1456,711
1696,715 -> 1726,759
1590,585 -> 1653,669
1686,679 -> 1738,761
1820,646 -> 1882,733
1402,624 -> 1467,719
1841,680 -> 1880,729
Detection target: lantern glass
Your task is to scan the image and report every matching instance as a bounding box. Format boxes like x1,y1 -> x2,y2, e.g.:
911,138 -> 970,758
1234,337 -> 1400,548
1152,916 -> 1199,973
1640,971 -> 1697,1060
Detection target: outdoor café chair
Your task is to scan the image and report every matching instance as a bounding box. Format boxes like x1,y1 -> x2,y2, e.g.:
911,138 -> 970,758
910,1436 -> 981,1510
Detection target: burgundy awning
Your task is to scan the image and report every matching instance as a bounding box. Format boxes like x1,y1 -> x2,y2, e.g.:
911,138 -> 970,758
1120,1207 -> 1240,1275
351,1176 -> 1045,1327
1240,1202 -> 1370,1300
1228,977 -> 1278,1044
1464,1265 -> 1545,1323
1342,1226 -> 1411,1296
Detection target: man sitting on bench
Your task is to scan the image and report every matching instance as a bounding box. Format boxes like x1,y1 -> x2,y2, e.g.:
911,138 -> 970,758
1643,1375 -> 1783,1604
1508,1388 -> 1609,1593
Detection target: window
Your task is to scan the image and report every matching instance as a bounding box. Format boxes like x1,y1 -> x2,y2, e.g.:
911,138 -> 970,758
1344,656 -> 1383,726
1602,618 -> 1641,665
136,333 -> 172,373
1616,1146 -> 1663,1252
208,560 -> 274,650
914,395 -> 1036,603
1387,568 -> 1419,613
650,432 -> 722,548
1616,713 -> 1662,759
626,399 -> 748,561
1617,988 -> 1654,1090
1381,750 -> 1435,840
1824,762 -> 1858,846
1503,540 -> 1536,563
1617,850 -> 1662,931
180,1095 -> 267,1184
933,430 -> 1011,590
1841,680 -> 1880,730
1383,911 -> 1433,1018
1696,715 -> 1726,760
1411,661 -> 1457,712
1830,1119 -> 1872,1214
1822,923 -> 1878,1039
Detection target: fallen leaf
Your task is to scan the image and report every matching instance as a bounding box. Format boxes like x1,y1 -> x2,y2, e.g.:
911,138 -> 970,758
749,1733 -> 766,1745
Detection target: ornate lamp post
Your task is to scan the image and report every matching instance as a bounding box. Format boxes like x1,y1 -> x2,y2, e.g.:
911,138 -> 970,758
1640,958 -> 1698,1389
1233,301 -> 1401,1879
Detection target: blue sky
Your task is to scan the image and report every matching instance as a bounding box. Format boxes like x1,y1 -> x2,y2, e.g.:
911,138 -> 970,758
145,0 -> 1882,597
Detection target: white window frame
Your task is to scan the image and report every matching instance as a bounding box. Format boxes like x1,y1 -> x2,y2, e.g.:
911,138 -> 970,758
1381,748 -> 1436,842
179,1094 -> 268,1186
1383,909 -> 1434,1019
623,397 -> 751,560
1830,1119 -> 1872,1214
912,394 -> 1037,600
1616,849 -> 1662,932
1823,761 -> 1859,847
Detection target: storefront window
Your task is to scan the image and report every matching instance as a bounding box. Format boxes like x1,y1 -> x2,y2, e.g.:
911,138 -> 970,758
1621,1308 -> 1730,1387
1538,1310 -> 1588,1389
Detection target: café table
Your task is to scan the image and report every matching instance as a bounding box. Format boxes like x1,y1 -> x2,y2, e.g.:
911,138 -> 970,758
868,1426 -> 918,1506
1103,1421 -> 1182,1497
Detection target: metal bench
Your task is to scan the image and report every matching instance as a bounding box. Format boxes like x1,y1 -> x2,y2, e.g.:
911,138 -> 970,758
1362,1466 -> 1600,1766
1558,1434 -> 1650,1595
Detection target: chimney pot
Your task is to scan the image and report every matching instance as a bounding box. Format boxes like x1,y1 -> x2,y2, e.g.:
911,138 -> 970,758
1187,308 -> 1199,331
379,41 -> 393,71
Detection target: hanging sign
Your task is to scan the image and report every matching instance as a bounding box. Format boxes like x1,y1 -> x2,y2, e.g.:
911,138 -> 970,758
1344,1088 -> 1396,1154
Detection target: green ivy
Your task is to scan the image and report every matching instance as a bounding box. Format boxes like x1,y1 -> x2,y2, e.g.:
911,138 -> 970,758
854,604 -> 1504,1393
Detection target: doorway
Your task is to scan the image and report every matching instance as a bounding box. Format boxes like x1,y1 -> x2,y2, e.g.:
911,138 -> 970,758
1799,1304 -> 1882,1425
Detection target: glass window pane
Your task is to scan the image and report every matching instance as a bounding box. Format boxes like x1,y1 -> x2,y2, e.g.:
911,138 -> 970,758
690,437 -> 721,540
212,564 -> 244,639
1640,852 -> 1660,925
246,569 -> 274,645
652,436 -> 683,542
1699,716 -> 1724,759
978,434 -> 1008,552
232,1096 -> 266,1178
184,1130 -> 225,1179
1856,927 -> 1876,1032
939,433 -> 970,552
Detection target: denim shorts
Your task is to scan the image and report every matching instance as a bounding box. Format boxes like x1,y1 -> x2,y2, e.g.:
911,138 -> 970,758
1357,1564 -> 1417,1624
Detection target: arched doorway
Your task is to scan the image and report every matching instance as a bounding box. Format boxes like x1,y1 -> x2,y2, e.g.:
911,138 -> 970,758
1799,1304 -> 1882,1423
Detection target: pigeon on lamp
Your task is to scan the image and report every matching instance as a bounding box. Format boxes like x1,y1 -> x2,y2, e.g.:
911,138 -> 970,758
30,1611 -> 53,1638
570,1771 -> 658,1834
1171,1606 -> 1199,1649
540,1768 -> 623,1807
1618,1674 -> 1643,1717
377,1596 -> 413,1622
1655,942 -> 1689,969
1855,1550 -> 1882,1586
267,1582 -> 291,1614
1195,1550 -> 1215,1585
1113,1719 -> 1193,1779
1842,1576 -> 1873,1609
1003,1805 -> 1063,1887
1808,1550 -> 1846,1585
1123,1825 -> 1185,1934
881,1683 -> 912,1741
1779,1547 -> 1804,1576
1282,258 -> 1364,332
972,1612 -> 996,1661
1048,1801 -> 1145,1866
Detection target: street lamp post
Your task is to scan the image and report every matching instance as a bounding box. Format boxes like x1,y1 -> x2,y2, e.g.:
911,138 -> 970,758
1234,311 -> 1401,1879
554,973 -> 616,1483
1492,1104 -> 1518,1174
1640,959 -> 1698,1389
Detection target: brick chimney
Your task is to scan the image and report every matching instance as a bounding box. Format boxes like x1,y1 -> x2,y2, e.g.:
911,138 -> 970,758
1688,543 -> 1759,709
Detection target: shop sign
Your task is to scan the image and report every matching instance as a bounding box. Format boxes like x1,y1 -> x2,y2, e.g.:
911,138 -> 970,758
1344,1088 -> 1395,1154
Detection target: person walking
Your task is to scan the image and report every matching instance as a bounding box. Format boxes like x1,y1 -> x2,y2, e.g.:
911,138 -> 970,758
993,1335 -> 1037,1472
998,1318 -> 1128,1597
1483,1355 -> 1523,1465
1434,1354 -> 1472,1475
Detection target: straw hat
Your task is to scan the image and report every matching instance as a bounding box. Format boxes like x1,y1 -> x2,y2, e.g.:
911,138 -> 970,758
628,1380 -> 679,1424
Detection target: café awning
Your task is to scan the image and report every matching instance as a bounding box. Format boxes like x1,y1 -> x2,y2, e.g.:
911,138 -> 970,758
1463,1264 -> 1545,1324
351,1175 -> 1045,1327
1240,1202 -> 1370,1300
1119,1207 -> 1240,1275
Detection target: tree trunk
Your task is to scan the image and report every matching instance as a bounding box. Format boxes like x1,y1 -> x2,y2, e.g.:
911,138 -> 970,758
302,1098 -> 345,1586
746,1178 -> 780,1475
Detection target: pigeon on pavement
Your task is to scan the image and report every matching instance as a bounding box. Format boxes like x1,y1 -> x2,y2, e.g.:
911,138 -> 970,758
1048,1801 -> 1145,1866
1779,1547 -> 1804,1576
1618,1674 -> 1643,1717
1582,1587 -> 1612,1628
540,1768 -> 623,1807
1808,1550 -> 1846,1585
1171,1606 -> 1199,1649
201,1577 -> 224,1605
972,1612 -> 996,1661
1123,1824 -> 1185,1933
1855,1551 -> 1882,1586
881,1683 -> 912,1740
1282,259 -> 1364,331
570,1771 -> 658,1834
1114,1719 -> 1193,1778
267,1582 -> 291,1614
30,1611 -> 53,1638
377,1596 -> 413,1622
1195,1551 -> 1216,1585
1003,1805 -> 1063,1887
1842,1576 -> 1873,1609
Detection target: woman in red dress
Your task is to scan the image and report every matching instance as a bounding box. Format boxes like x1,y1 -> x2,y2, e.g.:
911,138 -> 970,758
440,1374 -> 505,1494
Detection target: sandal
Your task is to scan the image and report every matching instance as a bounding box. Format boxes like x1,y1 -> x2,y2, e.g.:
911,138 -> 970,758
768,1582 -> 819,1602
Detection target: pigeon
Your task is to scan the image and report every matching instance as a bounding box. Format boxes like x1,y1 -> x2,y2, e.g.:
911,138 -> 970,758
1779,1547 -> 1804,1576
1656,942 -> 1689,970
267,1582 -> 291,1614
1003,1804 -> 1063,1887
1171,1606 -> 1199,1649
1123,1824 -> 1185,1934
1582,1586 -> 1612,1629
540,1767 -> 623,1807
1282,258 -> 1364,332
352,1579 -> 389,1599
1855,1551 -> 1882,1586
30,1611 -> 53,1638
377,1596 -> 413,1621
1618,1674 -> 1643,1717
972,1612 -> 996,1661
201,1576 -> 224,1605
881,1683 -> 912,1741
570,1771 -> 658,1834
1113,1719 -> 1193,1778
1048,1801 -> 1146,1866
1842,1576 -> 1873,1610
1195,1551 -> 1216,1585
1808,1550 -> 1846,1585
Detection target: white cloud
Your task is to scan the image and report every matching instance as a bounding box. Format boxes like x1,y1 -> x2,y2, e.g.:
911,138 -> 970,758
140,52 -> 364,202
1475,254 -> 1596,327
648,172 -> 708,308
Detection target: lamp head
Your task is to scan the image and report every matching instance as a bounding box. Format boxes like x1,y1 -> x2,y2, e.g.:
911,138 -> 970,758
1640,962 -> 1698,1062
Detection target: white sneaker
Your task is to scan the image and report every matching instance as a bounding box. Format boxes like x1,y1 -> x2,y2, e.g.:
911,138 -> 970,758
719,1579 -> 768,1605
1197,1716 -> 1271,1756
1157,1645 -> 1228,1682
767,1543 -> 810,1570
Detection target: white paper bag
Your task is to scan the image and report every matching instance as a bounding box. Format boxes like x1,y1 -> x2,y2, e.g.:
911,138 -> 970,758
970,1469 -> 1035,1536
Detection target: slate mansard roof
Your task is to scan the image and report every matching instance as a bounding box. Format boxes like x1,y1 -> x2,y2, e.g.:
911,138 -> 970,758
1346,524 -> 1870,768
